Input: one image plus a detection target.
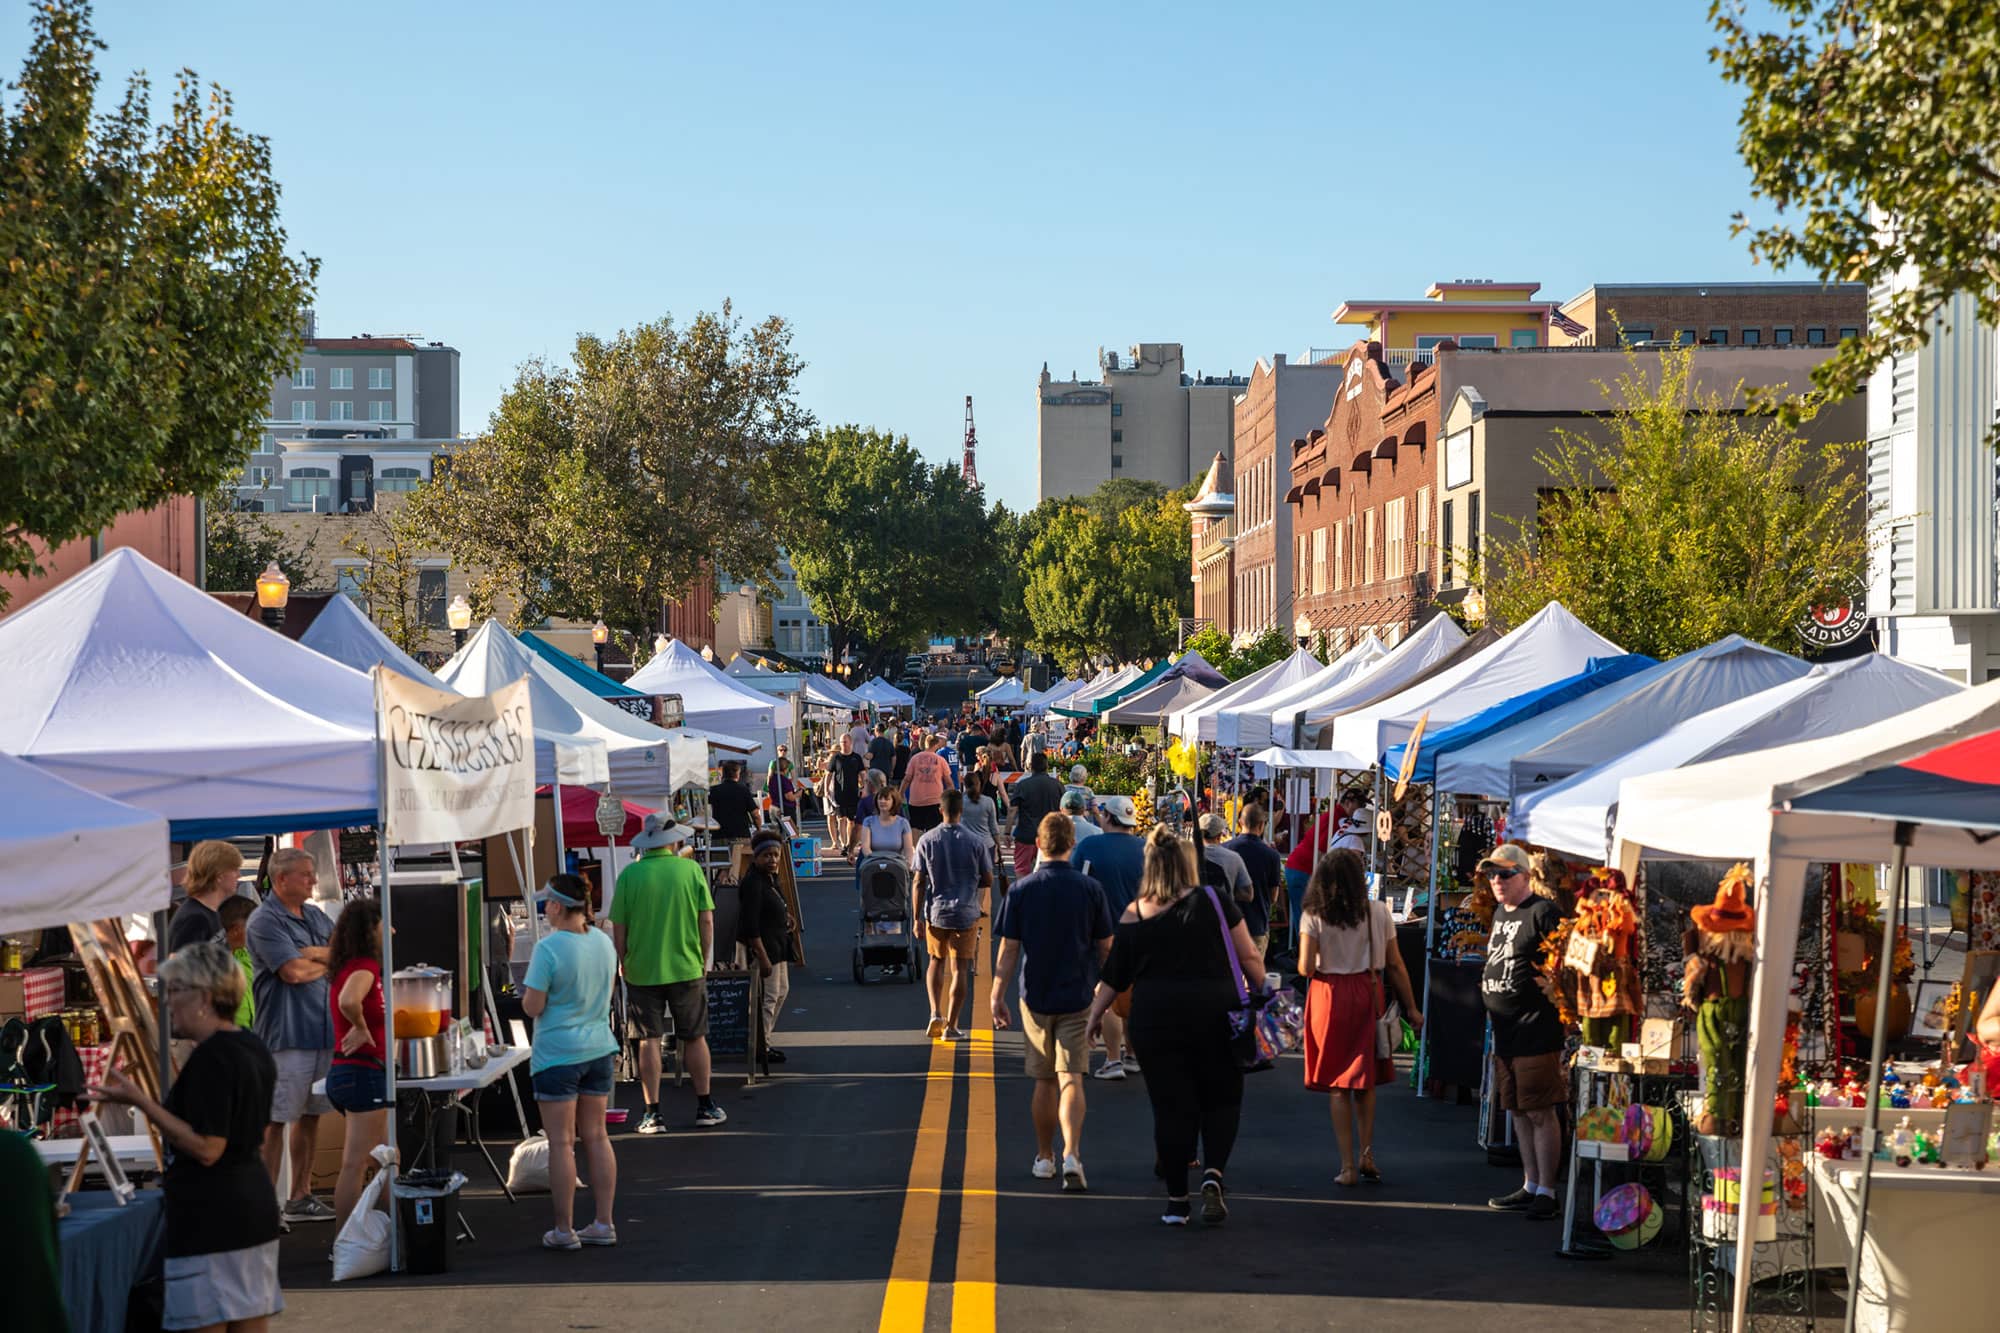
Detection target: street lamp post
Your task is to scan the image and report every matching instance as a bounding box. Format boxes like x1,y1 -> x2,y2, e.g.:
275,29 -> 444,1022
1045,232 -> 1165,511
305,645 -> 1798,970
1293,613 -> 1313,649
653,633 -> 671,659
591,619 -> 609,675
255,562 -> 290,630
446,594 -> 472,649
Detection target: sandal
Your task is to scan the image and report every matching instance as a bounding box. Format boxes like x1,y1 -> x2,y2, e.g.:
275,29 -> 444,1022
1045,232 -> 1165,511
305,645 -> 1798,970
1334,1169 -> 1360,1188
1359,1151 -> 1382,1184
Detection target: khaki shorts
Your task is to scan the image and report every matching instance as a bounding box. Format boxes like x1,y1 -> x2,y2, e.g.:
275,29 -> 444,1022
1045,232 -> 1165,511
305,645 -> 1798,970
1493,1050 -> 1564,1112
925,923 -> 981,961
1019,1006 -> 1089,1080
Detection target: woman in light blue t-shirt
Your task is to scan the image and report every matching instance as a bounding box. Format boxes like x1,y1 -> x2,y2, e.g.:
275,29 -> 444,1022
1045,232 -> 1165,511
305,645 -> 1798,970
522,874 -> 620,1251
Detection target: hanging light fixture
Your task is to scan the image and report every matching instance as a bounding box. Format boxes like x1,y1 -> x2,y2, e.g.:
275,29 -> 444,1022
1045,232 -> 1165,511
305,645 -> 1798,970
446,594 -> 473,648
591,619 -> 610,674
255,562 -> 290,629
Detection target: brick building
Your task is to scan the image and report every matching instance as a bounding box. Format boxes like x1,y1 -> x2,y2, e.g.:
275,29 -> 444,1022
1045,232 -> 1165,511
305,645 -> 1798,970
1186,453 -> 1235,633
1552,282 -> 1867,349
1227,354 -> 1346,641
1286,341 -> 1441,651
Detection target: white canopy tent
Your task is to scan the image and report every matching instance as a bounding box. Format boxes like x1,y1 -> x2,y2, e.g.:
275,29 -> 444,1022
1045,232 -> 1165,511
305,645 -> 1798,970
1609,679 -> 2000,1331
977,677 -> 1031,707
854,676 -> 917,708
0,548 -> 379,837
440,621 -> 711,794
1171,648 -> 1321,743
1502,635 -> 1809,804
1052,664 -> 1141,716
1322,603 -> 1621,770
1026,673 -> 1095,714
1224,636 -> 1395,751
1103,673 -> 1215,728
624,638 -> 783,763
0,750 -> 172,935
1515,653 -> 1961,862
1284,617 -> 1481,748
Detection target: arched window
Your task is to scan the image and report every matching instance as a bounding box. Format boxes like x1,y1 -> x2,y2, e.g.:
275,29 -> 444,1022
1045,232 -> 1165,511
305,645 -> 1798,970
286,467 -> 333,507
376,466 -> 423,493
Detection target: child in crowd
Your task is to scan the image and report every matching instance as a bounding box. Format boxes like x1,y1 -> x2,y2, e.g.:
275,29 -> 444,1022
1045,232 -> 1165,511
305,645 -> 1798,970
219,894 -> 257,1029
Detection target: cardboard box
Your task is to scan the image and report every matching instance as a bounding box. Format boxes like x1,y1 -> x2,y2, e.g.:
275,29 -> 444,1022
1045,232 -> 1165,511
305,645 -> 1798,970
0,967 -> 66,1021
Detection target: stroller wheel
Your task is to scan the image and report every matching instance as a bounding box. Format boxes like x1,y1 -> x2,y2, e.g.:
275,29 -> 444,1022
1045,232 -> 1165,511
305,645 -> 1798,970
852,946 -> 866,985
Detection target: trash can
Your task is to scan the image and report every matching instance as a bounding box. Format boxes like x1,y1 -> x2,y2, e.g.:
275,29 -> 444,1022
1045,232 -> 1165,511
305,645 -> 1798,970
394,1170 -> 467,1274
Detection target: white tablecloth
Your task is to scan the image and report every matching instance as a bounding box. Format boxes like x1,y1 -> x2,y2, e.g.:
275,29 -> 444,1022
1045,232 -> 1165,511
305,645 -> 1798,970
1811,1155 -> 2000,1333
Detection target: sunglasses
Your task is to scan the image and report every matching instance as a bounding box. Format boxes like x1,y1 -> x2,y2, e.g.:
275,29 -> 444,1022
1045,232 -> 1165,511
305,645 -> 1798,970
1486,867 -> 1523,881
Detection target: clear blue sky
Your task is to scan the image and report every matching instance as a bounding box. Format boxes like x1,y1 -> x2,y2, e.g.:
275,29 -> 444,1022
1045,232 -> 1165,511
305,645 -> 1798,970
23,2 -> 1776,511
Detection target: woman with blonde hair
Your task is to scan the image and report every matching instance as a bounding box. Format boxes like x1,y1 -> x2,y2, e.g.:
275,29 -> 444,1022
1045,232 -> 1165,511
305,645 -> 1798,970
1298,848 -> 1421,1187
90,939 -> 282,1330
1087,827 -> 1265,1227
167,839 -> 245,954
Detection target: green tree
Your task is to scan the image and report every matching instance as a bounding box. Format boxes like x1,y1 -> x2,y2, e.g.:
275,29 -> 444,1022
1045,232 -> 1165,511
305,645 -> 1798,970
339,503 -> 439,656
1181,623 -> 1238,677
1020,483 -> 1193,672
201,489 -> 320,593
1228,625 -> 1295,678
1482,345 -> 1871,658
1711,0 -> 2000,434
1077,477 -> 1168,525
404,306 -> 809,659
0,1 -> 316,607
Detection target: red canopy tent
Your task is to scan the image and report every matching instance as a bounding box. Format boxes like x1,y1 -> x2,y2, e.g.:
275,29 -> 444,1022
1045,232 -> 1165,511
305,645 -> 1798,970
537,784 -> 652,848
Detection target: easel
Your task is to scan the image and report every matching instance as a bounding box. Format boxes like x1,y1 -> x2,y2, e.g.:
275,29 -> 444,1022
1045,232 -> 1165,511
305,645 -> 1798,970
64,918 -> 168,1192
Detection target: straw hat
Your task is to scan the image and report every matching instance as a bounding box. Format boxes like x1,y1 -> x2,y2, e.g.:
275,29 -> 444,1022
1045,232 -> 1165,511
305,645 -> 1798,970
1691,863 -> 1757,934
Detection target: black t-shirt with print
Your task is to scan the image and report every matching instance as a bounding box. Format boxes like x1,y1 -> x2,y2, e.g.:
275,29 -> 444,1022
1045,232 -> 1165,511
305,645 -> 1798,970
1480,897 -> 1565,1058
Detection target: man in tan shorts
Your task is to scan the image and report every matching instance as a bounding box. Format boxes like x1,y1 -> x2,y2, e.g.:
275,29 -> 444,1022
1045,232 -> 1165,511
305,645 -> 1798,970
912,790 -> 992,1040
989,813 -> 1114,1192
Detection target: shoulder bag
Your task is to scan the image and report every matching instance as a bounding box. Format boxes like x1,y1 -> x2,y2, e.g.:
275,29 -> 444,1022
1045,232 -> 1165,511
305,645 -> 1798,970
1371,901 -> 1402,1060
1201,885 -> 1275,1074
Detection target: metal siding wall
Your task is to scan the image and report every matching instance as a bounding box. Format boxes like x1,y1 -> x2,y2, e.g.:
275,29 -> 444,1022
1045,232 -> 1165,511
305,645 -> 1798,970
1916,294 -> 1998,613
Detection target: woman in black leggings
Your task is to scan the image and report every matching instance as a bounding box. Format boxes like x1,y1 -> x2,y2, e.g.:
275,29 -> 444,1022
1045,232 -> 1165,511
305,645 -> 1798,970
1087,826 -> 1267,1225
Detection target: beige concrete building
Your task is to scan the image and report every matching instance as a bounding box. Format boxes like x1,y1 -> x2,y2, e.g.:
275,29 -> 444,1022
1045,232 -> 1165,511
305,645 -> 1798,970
1037,343 -> 1249,501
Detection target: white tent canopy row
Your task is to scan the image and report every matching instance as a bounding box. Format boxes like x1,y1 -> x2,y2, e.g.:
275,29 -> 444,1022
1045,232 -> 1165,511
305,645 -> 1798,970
1257,617 -> 1472,752
1220,636 -> 1391,751
625,638 -> 783,763
304,595 -> 610,790
1514,653 -> 1961,862
1026,672 -> 1099,714
854,676 -> 917,708
1499,634 -> 1809,803
1610,678 -> 2000,1331
0,750 -> 172,935
977,676 -> 1031,707
1103,673 -> 1215,728
1171,648 -> 1322,743
1321,602 -> 1621,770
1053,663 -> 1142,714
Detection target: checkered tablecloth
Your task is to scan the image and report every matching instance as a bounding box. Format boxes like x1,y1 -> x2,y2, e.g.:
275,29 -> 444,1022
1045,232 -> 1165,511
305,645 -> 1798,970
48,1045 -> 116,1135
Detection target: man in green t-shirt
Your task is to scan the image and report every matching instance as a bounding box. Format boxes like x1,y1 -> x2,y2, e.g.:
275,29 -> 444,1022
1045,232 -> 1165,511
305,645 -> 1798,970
610,813 -> 726,1131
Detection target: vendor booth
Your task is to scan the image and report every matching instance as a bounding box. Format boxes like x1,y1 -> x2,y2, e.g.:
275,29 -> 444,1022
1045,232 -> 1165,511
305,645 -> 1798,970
1170,648 -> 1320,742
1222,635 -> 1394,751
1102,673 -> 1215,729
976,676 -> 1031,709
853,676 -> 917,710
1051,664 -> 1142,718
624,638 -> 784,761
302,593 -> 451,689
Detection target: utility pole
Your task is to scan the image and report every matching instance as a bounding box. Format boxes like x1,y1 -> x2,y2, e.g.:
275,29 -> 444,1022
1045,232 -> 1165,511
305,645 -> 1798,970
962,395 -> 978,488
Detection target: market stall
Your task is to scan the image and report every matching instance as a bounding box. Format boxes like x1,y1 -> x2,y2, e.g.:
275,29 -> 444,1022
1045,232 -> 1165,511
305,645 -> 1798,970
1050,664 -> 1142,719
1102,673 -> 1216,729
1273,620 -> 1475,750
1169,647 -> 1320,743
853,676 -> 918,711
624,637 -> 785,761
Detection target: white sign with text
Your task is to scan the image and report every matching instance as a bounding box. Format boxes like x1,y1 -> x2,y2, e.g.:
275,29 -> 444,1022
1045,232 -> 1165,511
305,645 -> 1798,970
376,667 -> 535,845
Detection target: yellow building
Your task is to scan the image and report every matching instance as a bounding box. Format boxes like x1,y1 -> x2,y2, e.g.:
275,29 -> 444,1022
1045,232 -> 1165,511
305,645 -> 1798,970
1330,279 -> 1573,377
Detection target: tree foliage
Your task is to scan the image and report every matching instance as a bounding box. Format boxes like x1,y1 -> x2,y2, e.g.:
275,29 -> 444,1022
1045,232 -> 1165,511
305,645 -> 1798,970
201,488 -> 321,594
1179,622 -> 1300,681
1020,482 -> 1193,672
785,425 -> 999,675
0,1 -> 316,606
1711,0 -> 2000,436
339,502 -> 442,656
1483,345 -> 1871,659
403,306 -> 809,659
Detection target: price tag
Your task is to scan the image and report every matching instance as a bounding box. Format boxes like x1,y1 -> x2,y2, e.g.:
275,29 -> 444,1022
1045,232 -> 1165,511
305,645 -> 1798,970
1564,932 -> 1600,974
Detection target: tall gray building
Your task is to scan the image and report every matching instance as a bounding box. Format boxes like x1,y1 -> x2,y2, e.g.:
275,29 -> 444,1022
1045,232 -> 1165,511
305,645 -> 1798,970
1037,343 -> 1248,502
235,310 -> 463,512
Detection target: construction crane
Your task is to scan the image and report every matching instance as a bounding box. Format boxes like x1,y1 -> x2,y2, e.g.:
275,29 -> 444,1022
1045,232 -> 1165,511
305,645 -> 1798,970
962,395 -> 979,487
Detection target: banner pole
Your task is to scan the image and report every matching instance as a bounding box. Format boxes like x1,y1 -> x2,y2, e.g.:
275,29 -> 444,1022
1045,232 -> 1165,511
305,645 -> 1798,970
373,667 -> 403,1273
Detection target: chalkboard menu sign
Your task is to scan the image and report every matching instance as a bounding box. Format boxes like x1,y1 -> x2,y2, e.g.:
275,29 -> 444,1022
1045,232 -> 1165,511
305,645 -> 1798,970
703,969 -> 763,1080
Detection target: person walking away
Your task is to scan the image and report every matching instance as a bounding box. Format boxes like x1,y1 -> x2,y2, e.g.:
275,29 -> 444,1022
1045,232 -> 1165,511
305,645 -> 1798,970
1477,843 -> 1566,1220
903,734 -> 954,833
1062,788 -> 1100,843
325,899 -> 391,1232
246,847 -> 337,1226
1072,796 -> 1146,1080
990,813 -> 1112,1192
849,714 -> 872,755
91,938 -> 282,1331
1282,789 -> 1355,955
891,727 -> 913,786
1063,766 -> 1098,823
167,840 -> 244,954
523,875 -> 621,1249
610,813 -> 727,1131
1022,721 -> 1047,767
739,833 -> 798,1063
1298,849 -> 1421,1188
709,761 -> 760,842
957,720 -> 984,774
827,734 -> 866,859
1008,753 -> 1065,881
959,770 -> 1003,865
1196,814 -> 1253,905
1085,827 -> 1266,1227
1226,804 -> 1284,962
867,724 -> 897,781
914,790 -> 994,1040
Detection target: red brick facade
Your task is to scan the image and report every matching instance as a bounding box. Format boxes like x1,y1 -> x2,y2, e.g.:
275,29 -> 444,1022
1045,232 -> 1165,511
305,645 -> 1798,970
1286,341 -> 1441,647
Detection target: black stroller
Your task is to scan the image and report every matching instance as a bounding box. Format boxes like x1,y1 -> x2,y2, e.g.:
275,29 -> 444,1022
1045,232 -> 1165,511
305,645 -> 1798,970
852,852 -> 919,984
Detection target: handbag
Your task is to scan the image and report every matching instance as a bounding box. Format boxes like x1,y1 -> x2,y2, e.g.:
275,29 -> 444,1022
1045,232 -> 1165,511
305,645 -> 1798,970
1371,902 -> 1402,1060
1202,885 -> 1274,1074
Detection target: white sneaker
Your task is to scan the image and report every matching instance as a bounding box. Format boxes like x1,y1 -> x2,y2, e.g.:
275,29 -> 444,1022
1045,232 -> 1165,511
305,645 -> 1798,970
1030,1156 -> 1057,1180
1092,1059 -> 1125,1081
1061,1154 -> 1088,1193
1120,1052 -> 1141,1073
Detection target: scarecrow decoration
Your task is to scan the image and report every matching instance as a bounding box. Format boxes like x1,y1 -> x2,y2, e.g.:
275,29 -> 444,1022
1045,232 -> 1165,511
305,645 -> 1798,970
1683,864 -> 1757,1136
1563,867 -> 1643,1051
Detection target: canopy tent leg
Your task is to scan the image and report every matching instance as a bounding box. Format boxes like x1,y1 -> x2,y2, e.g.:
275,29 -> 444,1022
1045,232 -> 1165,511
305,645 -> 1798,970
1418,788 -> 1441,1098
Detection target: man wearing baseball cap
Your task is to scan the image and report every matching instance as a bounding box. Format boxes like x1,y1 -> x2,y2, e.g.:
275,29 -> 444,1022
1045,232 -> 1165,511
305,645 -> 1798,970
609,813 -> 726,1132
1477,842 -> 1564,1220
1072,797 -> 1145,1079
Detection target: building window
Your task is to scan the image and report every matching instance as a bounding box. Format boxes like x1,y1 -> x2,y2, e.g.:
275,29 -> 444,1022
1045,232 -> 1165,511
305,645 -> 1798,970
1619,328 -> 1655,347
1510,329 -> 1538,348
1805,327 -> 1827,345
292,400 -> 316,421
1706,327 -> 1729,345
329,367 -> 353,390
1111,430 -> 1123,443
1385,497 -> 1407,580
417,566 -> 449,629
1110,403 -> 1122,417
1838,326 -> 1859,342
1740,328 -> 1762,346
333,562 -> 367,608
1333,521 -> 1344,592
1675,330 -> 1696,346
1467,491 -> 1481,583
1311,528 -> 1327,596
1111,454 -> 1122,470
285,466 -> 333,508
347,469 -> 369,504
291,368 -> 315,389
1440,500 -> 1455,589
1774,327 -> 1794,345
377,466 -> 422,493
368,400 -> 395,421
369,368 -> 394,390
1416,487 -> 1431,574
330,400 -> 354,420
1362,508 -> 1377,585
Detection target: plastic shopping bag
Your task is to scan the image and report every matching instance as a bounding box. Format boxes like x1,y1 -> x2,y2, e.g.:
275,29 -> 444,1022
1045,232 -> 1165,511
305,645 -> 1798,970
506,1132 -> 550,1194
331,1144 -> 398,1282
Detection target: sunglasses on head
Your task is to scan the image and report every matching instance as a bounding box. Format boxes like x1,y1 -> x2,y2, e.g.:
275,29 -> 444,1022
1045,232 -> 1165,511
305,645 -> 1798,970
1486,867 -> 1523,880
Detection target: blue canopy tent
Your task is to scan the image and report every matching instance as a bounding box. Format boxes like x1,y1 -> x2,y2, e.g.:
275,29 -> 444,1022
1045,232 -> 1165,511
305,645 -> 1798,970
520,631 -> 649,699
1379,654 -> 1657,784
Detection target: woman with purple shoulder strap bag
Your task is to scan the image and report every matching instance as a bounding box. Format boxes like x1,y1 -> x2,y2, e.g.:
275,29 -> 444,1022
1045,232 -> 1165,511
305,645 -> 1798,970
1086,826 -> 1268,1228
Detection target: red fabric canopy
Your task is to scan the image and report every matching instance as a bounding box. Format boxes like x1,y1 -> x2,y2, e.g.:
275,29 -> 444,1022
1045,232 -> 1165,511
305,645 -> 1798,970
1903,729 -> 2000,785
536,784 -> 652,848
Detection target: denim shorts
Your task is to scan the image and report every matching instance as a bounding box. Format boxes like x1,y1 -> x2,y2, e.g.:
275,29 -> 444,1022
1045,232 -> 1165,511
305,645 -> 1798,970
326,1061 -> 390,1114
531,1053 -> 615,1103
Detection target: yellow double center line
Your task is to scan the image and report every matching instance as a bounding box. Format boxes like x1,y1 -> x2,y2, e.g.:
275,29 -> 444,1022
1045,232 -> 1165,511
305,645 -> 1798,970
878,968 -> 997,1331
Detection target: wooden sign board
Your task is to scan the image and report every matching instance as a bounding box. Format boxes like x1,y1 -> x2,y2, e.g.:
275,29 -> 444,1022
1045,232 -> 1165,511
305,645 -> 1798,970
1392,711 -> 1430,803
67,918 -> 169,1181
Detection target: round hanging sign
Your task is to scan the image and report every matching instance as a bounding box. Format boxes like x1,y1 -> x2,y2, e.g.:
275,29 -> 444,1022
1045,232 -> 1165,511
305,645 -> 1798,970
595,792 -> 628,838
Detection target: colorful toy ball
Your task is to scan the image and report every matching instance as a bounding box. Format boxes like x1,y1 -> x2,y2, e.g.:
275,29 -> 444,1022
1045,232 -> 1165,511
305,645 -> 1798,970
1596,1183 -> 1661,1249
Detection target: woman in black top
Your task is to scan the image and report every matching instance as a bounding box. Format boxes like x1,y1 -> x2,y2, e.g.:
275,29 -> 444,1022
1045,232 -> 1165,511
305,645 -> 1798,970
1088,827 -> 1266,1227
91,937 -> 281,1332
709,762 -> 760,841
739,833 -> 797,1063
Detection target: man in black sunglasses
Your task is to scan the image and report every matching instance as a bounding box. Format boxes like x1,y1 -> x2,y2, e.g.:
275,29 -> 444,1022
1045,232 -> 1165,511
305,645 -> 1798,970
1476,843 -> 1565,1220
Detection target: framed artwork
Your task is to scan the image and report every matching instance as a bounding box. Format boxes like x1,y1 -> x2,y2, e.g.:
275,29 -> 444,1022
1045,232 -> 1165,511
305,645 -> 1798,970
1911,979 -> 1955,1040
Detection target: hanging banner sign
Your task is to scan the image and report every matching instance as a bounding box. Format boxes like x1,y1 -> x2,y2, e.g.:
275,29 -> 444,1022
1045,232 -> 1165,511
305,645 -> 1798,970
376,667 -> 536,845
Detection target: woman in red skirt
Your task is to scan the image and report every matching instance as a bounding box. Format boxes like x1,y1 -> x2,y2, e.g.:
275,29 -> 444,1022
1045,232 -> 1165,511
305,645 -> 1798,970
1299,849 -> 1422,1187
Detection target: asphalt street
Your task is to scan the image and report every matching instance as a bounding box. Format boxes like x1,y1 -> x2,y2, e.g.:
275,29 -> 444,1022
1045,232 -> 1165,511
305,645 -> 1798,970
276,832 -> 1688,1331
